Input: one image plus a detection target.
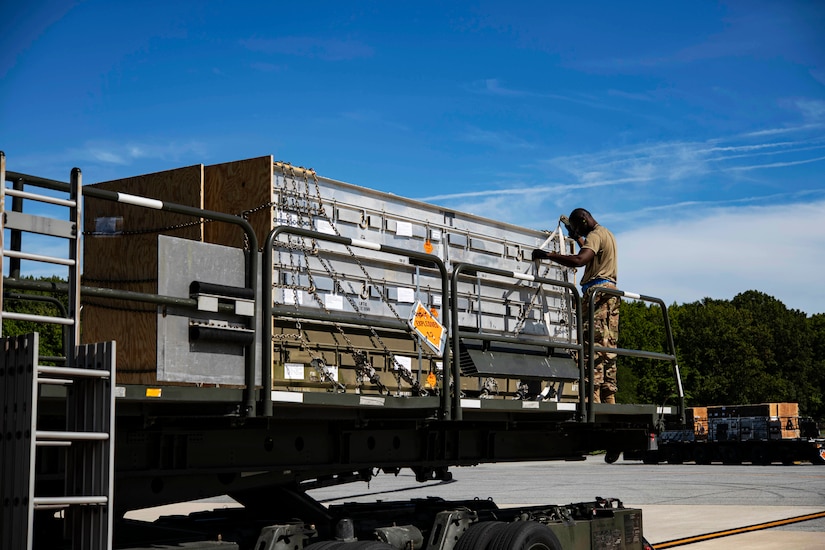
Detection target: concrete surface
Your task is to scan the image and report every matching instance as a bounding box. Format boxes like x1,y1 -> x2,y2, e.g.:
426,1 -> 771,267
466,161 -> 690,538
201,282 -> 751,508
124,455 -> 825,548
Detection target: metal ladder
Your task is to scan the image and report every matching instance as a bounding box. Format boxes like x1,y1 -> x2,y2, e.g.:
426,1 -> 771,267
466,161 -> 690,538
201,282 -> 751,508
0,151 -> 115,550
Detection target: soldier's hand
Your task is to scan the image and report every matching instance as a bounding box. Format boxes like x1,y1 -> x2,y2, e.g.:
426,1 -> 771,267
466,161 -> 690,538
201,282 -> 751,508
531,249 -> 549,261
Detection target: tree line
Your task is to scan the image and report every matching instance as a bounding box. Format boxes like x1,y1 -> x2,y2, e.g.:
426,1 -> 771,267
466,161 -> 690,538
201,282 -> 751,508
617,290 -> 825,422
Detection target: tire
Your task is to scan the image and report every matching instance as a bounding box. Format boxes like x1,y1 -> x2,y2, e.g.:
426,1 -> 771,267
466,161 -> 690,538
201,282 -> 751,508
488,521 -> 563,550
666,448 -> 684,465
693,445 -> 711,465
720,445 -> 741,465
749,446 -> 771,465
604,450 -> 621,464
642,452 -> 659,465
454,521 -> 506,550
305,542 -> 344,549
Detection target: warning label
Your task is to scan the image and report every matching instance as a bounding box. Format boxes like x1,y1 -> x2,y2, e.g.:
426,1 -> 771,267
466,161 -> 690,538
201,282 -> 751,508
408,301 -> 446,356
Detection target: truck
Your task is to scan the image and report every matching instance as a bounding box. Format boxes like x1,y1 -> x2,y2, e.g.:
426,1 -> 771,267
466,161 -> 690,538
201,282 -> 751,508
1,152 -> 678,550
623,403 -> 825,466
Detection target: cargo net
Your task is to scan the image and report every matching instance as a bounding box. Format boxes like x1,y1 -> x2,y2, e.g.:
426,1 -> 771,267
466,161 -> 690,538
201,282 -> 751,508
267,162 -> 577,400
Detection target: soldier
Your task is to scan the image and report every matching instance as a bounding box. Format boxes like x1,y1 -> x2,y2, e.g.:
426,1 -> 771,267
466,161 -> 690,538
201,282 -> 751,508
532,208 -> 619,403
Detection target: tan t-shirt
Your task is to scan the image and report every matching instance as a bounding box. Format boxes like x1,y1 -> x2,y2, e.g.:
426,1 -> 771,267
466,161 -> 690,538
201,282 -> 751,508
581,224 -> 617,285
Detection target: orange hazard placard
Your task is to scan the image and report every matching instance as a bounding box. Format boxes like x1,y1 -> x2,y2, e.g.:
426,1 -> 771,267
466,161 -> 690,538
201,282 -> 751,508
408,301 -> 446,356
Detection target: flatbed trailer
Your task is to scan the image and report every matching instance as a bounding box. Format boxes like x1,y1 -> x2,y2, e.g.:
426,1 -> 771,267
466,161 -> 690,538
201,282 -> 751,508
623,404 -> 825,465
1,152 -> 677,550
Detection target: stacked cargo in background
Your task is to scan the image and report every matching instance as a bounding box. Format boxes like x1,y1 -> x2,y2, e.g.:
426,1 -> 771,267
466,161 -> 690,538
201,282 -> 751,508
627,402 -> 824,465
687,403 -> 801,441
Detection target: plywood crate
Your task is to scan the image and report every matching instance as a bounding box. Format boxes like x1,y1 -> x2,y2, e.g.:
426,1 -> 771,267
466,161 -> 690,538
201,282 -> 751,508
82,165 -> 204,384
769,402 -> 800,439
82,157 -> 272,386
203,155 -> 274,249
687,406 -> 708,438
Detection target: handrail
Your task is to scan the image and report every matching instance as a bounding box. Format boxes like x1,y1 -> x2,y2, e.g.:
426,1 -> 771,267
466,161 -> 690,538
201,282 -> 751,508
587,286 -> 685,424
3,292 -> 70,362
4,167 -> 261,416
262,226 -> 450,418
450,262 -> 584,422
1,160 -> 82,354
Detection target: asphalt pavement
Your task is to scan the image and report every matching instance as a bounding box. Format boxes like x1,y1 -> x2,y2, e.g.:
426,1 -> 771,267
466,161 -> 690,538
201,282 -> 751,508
126,454 -> 825,549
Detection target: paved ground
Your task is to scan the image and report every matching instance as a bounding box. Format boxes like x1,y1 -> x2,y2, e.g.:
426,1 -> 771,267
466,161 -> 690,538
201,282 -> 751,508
125,455 -> 825,548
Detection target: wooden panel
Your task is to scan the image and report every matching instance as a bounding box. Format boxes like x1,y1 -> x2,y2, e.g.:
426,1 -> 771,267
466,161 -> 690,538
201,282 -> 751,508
772,402 -> 799,418
687,407 -> 708,438
81,165 -> 204,384
773,402 -> 800,439
203,156 -> 273,249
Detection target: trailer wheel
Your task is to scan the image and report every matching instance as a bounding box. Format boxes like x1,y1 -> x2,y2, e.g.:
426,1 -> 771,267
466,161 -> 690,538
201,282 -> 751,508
488,521 -> 562,550
749,446 -> 771,465
693,446 -> 711,465
666,448 -> 684,464
719,445 -> 741,465
454,521 -> 506,549
642,452 -> 659,465
604,450 -> 621,464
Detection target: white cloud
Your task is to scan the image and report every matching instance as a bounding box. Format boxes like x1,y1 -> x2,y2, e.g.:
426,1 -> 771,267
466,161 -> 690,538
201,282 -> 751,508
795,99 -> 825,122
617,200 -> 825,315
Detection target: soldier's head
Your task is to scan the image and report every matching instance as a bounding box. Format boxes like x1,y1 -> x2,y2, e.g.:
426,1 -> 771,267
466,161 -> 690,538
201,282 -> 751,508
568,208 -> 596,236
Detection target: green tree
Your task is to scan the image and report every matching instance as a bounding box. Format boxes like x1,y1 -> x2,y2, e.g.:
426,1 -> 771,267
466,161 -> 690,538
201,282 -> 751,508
2,276 -> 69,363
617,300 -> 682,406
730,291 -> 814,408
805,312 -> 825,420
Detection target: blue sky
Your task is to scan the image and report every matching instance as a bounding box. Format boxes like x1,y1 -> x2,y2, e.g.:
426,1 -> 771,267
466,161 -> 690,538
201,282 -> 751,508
2,1 -> 824,314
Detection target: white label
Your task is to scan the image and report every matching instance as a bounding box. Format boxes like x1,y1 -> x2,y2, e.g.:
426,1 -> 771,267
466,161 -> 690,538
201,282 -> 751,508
396,221 -> 413,236
284,363 -> 305,379
283,289 -> 303,305
394,356 -> 412,372
316,219 -> 336,235
396,287 -> 416,303
324,294 -> 344,310
197,296 -> 219,312
235,300 -> 255,317
271,390 -> 304,403
360,396 -> 386,406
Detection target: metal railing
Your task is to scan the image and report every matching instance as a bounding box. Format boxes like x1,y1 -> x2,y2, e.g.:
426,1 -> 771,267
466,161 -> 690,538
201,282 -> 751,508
586,285 -> 685,424
262,225 -> 450,417
450,262 -> 584,421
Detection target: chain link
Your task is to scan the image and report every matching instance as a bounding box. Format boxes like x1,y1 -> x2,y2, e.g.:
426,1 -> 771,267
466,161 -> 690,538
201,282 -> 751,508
270,162 -> 429,396
82,219 -> 206,236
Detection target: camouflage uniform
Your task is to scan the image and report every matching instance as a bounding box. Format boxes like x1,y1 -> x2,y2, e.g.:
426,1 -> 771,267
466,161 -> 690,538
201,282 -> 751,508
582,281 -> 620,404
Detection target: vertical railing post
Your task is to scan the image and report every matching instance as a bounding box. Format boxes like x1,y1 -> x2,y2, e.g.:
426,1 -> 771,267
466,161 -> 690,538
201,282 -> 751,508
9,178 -> 24,279
68,168 -> 82,362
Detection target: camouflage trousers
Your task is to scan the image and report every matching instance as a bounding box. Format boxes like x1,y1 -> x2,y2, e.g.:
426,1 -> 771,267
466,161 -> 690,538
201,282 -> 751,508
581,282 -> 620,403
